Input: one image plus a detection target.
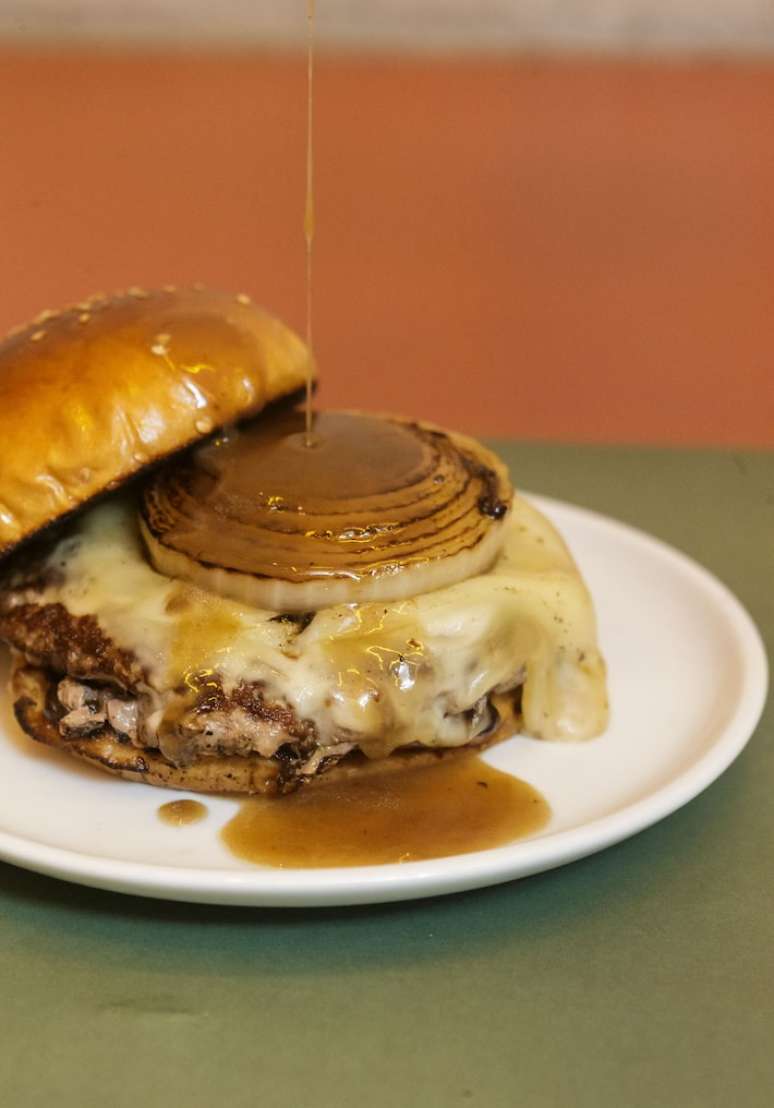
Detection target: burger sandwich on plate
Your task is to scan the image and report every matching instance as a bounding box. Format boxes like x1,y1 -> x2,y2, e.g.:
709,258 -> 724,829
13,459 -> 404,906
0,287 -> 608,795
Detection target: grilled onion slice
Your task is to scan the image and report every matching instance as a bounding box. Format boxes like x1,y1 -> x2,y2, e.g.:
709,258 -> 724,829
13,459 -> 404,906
139,409 -> 512,611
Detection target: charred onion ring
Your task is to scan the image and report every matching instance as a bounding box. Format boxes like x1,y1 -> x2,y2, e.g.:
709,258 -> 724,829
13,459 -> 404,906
140,410 -> 512,611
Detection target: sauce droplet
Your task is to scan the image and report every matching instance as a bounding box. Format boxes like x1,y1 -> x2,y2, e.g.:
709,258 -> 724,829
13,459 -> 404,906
221,754 -> 549,868
158,799 -> 208,826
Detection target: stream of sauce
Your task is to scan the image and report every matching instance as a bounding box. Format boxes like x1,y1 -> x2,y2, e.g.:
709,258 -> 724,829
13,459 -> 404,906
221,754 -> 549,868
304,0 -> 316,446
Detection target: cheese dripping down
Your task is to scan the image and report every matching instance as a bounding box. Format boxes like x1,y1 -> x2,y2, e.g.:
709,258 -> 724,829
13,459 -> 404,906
24,494 -> 608,757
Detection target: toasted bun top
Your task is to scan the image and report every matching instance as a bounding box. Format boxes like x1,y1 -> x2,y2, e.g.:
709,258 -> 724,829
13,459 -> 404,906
0,286 -> 311,558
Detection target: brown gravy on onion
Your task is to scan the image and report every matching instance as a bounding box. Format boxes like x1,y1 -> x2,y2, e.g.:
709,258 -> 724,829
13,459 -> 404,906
141,409 -> 510,586
221,754 -> 549,868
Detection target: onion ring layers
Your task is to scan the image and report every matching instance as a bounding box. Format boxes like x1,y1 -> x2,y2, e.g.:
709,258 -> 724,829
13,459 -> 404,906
140,410 -> 512,611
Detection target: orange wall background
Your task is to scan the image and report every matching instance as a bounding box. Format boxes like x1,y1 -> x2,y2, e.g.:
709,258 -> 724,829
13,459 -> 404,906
0,51 -> 772,446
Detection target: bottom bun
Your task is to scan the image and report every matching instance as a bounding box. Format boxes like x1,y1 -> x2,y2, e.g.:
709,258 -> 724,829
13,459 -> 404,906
11,661 -> 519,796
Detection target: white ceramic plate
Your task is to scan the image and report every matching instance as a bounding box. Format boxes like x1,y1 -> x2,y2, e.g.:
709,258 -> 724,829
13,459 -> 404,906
0,495 -> 767,906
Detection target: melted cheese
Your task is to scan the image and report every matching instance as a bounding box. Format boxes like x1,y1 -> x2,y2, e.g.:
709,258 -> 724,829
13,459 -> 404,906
31,496 -> 608,753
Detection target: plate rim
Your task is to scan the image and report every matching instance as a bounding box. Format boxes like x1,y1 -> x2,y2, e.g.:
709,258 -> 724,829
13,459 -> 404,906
0,493 -> 768,906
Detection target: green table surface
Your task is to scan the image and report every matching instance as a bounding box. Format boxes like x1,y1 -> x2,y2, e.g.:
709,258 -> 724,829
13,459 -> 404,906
1,442 -> 771,1108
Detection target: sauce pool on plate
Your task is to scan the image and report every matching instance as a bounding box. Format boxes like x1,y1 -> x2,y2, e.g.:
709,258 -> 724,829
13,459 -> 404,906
221,754 -> 550,868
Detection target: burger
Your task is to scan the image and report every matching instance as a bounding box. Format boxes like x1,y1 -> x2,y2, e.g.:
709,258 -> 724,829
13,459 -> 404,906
0,286 -> 608,795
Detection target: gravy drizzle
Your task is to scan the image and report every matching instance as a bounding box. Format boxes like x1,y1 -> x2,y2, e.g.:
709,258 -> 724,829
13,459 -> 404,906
304,0 -> 316,446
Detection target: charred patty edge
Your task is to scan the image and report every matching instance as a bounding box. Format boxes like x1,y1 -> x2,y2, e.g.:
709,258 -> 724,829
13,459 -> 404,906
10,660 -> 519,796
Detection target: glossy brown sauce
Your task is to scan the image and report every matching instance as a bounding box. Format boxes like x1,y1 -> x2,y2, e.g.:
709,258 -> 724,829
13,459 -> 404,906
165,583 -> 243,691
142,409 -> 508,584
200,409 -> 428,505
221,754 -> 549,868
158,799 -> 208,826
304,0 -> 316,445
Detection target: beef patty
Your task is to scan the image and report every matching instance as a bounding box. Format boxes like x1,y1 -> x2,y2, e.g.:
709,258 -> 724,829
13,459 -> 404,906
1,596 -> 511,795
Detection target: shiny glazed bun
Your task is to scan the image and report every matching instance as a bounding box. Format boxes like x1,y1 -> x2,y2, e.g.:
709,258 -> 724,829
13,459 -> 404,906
0,286 -> 311,558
